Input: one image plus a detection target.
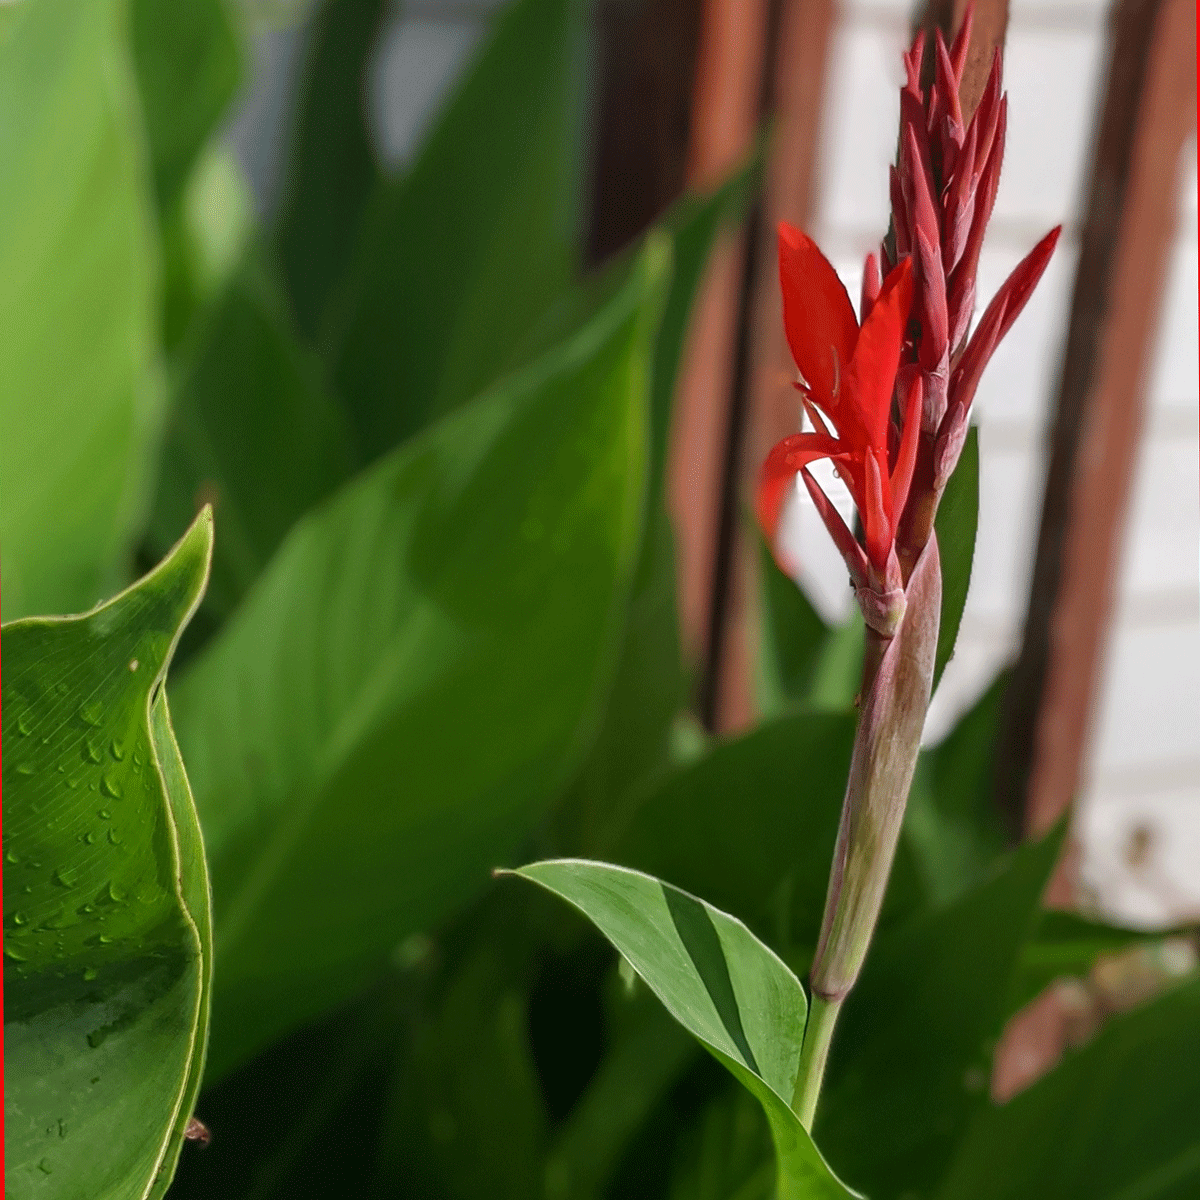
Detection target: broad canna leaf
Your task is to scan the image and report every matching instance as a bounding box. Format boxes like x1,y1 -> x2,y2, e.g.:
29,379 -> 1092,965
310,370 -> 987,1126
275,0 -> 387,342
172,245 -> 665,1078
816,823 -> 1065,1197
937,977 -> 1200,1200
0,0 -> 164,621
2,512 -> 214,1200
932,426 -> 979,694
145,254 -> 356,624
327,0 -> 588,458
509,860 -> 859,1199
130,0 -> 242,212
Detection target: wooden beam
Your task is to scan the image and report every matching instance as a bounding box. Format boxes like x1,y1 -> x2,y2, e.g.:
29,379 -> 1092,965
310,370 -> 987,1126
668,0 -> 771,728
997,0 -> 1197,843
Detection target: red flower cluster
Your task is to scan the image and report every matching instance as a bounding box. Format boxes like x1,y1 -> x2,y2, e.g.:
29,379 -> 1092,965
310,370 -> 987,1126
757,227 -> 918,594
758,7 -> 1061,615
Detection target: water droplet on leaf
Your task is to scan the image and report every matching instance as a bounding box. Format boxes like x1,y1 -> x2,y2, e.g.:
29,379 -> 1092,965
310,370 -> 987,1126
79,701 -> 103,727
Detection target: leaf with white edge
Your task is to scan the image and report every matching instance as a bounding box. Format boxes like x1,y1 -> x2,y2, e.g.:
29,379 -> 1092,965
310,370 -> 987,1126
509,860 -> 860,1199
2,512 -> 214,1200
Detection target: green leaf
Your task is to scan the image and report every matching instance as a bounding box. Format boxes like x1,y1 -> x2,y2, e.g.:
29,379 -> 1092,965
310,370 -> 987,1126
509,860 -> 858,1199
275,0 -> 387,341
558,169 -> 752,851
0,0 -> 165,621
756,534 -> 830,717
816,824 -> 1065,1197
145,254 -> 356,620
937,977 -> 1200,1200
668,1087 -> 775,1200
902,669 -> 1010,909
326,0 -> 587,457
612,712 -> 856,965
172,247 -> 665,1077
932,426 -> 979,694
2,512 -> 214,1200
130,0 -> 242,211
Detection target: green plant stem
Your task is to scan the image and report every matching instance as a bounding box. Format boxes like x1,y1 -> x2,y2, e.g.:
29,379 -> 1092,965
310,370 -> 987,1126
792,992 -> 842,1131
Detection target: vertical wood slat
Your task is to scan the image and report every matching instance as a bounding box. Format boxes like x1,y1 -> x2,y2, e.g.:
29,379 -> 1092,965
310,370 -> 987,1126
668,0 -> 770,727
997,0 -> 1197,845
671,0 -> 837,731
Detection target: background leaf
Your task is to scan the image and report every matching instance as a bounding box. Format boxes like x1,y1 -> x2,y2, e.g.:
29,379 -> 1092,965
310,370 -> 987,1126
129,0 -> 242,213
510,860 -> 857,1199
145,253 -> 356,623
2,513 -> 213,1199
932,426 -> 979,694
816,825 -> 1065,1198
171,249 -> 664,1077
937,978 -> 1200,1200
274,0 -> 387,342
326,0 -> 589,458
0,0 -> 164,620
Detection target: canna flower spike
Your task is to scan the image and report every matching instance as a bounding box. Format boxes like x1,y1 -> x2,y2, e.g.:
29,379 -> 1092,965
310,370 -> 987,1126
757,225 -> 918,634
888,7 -> 1061,496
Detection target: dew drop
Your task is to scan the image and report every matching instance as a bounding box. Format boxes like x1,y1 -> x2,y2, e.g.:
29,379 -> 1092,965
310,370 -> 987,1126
15,762 -> 34,776
100,773 -> 123,800
11,911 -> 28,926
79,701 -> 103,727
107,829 -> 122,846
52,867 -> 79,889
128,659 -> 139,672
5,946 -> 28,962
109,739 -> 125,762
5,849 -> 19,865
16,712 -> 32,736
83,967 -> 98,981
38,1158 -> 52,1175
97,934 -> 113,944
82,831 -> 97,845
56,681 -> 70,695
84,739 -> 103,764
98,809 -> 111,820
107,882 -> 127,903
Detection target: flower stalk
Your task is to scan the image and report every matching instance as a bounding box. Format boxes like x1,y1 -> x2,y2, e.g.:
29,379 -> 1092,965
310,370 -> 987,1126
762,5 -> 1061,1129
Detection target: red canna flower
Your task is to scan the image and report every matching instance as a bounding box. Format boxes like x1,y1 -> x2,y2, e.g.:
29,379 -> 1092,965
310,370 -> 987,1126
758,224 -> 918,605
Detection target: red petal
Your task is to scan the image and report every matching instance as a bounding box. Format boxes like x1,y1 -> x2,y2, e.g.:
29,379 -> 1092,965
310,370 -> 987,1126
949,3 -> 974,83
757,430 -> 845,540
845,257 -> 915,449
889,372 -> 924,533
863,449 -> 892,571
800,467 -> 871,588
777,223 -> 859,408
861,251 -> 882,323
951,225 -> 1061,413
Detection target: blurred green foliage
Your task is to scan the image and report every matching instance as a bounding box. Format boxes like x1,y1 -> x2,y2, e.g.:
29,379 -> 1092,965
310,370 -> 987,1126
2,0 -> 1196,1197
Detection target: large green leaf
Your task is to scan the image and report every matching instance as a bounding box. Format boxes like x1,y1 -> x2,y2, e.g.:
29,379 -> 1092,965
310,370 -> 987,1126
816,825 -> 1064,1198
2,513 -> 214,1200
172,247 -> 664,1077
326,0 -> 587,457
145,254 -> 356,620
510,860 -> 858,1199
543,173 -> 756,850
0,0 -> 164,621
612,712 -> 856,965
130,0 -> 242,212
932,426 -> 979,694
275,0 -> 387,341
937,977 -> 1200,1200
